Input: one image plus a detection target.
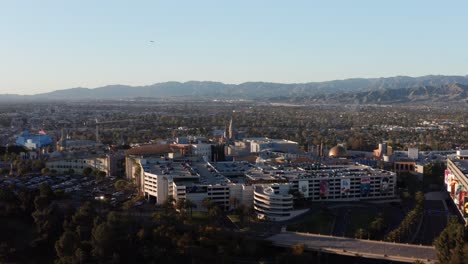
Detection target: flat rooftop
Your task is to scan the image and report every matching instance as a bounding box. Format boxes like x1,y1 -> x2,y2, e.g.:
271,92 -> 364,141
142,159 -> 395,185
143,159 -> 198,179
143,159 -> 231,186
247,163 -> 394,182
210,161 -> 253,175
451,158 -> 468,176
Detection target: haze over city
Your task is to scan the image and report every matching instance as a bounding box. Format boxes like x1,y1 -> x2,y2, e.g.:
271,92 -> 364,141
1,0 -> 468,94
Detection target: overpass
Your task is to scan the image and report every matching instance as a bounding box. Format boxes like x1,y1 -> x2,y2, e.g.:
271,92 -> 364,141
267,232 -> 437,263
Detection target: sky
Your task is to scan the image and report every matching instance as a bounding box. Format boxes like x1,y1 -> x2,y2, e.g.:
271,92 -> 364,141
1,0 -> 467,95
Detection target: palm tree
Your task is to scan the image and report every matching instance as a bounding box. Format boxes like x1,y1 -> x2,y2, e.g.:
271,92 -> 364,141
202,197 -> 214,211
175,199 -> 186,213
208,205 -> 222,222
229,197 -> 239,211
184,199 -> 196,218
162,195 -> 175,214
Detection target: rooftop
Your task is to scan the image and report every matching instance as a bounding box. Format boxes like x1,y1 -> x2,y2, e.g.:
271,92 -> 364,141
451,158 -> 468,175
142,159 -> 230,185
126,144 -> 178,156
143,160 -> 198,179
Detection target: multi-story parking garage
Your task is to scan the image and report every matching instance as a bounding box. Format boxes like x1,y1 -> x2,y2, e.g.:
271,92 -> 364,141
254,184 -> 294,221
446,150 -> 468,223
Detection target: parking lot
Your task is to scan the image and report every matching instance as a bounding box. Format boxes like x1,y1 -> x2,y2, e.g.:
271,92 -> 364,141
0,174 -> 138,209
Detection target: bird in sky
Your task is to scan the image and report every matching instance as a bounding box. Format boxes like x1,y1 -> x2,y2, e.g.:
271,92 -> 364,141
149,40 -> 155,43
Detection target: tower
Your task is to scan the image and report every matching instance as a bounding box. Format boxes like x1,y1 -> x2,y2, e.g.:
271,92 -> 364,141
224,123 -> 228,139
95,119 -> 100,142
59,128 -> 66,151
60,128 -> 65,141
228,117 -> 234,140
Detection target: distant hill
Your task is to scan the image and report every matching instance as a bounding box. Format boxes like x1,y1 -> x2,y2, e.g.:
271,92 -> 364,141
1,75 -> 467,104
284,83 -> 468,104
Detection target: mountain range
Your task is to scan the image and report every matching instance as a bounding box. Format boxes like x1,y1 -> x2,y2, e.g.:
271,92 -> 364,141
1,75 -> 468,104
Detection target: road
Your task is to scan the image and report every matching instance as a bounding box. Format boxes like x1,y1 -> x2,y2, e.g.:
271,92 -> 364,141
268,232 -> 437,263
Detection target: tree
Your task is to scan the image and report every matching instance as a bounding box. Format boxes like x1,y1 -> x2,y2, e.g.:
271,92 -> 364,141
0,168 -> 9,175
184,199 -> 196,218
0,188 -> 18,216
355,228 -> 368,239
291,243 -> 305,256
91,212 -> 136,263
202,198 -> 214,210
208,205 -> 222,222
369,215 -> 387,238
175,199 -> 186,215
451,227 -> 466,264
162,196 -> 176,214
434,217 -> 465,264
68,202 -> 97,241
82,167 -> 93,176
17,188 -> 36,216
289,190 -> 305,207
39,182 -> 54,198
434,229 -> 451,263
91,222 -> 114,259
55,231 -> 79,260
41,167 -> 50,175
114,180 -> 128,192
32,203 -> 63,240
229,197 -> 239,211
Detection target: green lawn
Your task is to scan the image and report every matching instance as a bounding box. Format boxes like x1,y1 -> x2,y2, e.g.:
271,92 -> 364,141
189,211 -> 211,225
227,214 -> 240,225
286,211 -> 334,235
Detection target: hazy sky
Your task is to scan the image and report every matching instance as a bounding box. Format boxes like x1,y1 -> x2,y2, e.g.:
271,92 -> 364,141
1,0 -> 467,95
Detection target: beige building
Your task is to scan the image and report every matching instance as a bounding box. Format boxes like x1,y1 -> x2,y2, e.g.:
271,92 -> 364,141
46,155 -> 111,175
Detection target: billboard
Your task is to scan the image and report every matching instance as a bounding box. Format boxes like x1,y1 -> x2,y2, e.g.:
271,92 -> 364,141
444,169 -> 451,185
360,177 -> 371,196
380,177 -> 390,193
450,179 -> 459,198
341,178 -> 351,195
186,186 -> 208,194
319,180 -> 328,198
456,184 -> 462,197
447,173 -> 454,192
298,180 -> 309,198
453,188 -> 468,208
459,189 -> 466,210
464,197 -> 468,218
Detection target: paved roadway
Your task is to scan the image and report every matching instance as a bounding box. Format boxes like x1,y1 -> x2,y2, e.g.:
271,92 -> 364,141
413,200 -> 448,245
268,232 -> 437,263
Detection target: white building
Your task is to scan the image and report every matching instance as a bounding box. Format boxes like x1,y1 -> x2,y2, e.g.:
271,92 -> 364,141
134,158 -> 253,210
191,144 -> 212,160
245,138 -> 299,153
408,148 -> 419,160
254,184 -> 296,221
288,166 -> 396,202
46,155 -> 110,175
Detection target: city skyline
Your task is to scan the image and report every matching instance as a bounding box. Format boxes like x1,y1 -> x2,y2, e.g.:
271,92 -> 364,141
1,0 -> 468,94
